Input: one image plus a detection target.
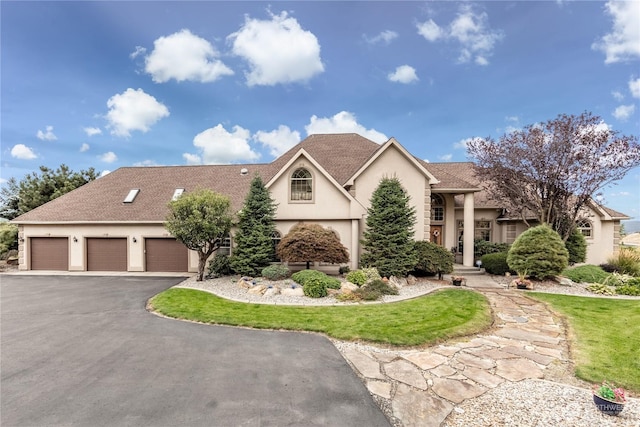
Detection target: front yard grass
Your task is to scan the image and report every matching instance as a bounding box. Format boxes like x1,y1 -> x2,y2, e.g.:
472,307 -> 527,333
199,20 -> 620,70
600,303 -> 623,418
149,288 -> 491,347
530,292 -> 640,393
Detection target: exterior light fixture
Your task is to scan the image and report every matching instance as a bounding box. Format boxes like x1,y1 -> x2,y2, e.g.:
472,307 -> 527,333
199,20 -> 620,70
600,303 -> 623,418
73,237 -> 78,243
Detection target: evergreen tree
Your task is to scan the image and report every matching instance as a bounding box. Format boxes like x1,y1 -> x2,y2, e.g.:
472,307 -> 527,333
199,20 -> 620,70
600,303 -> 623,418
507,224 -> 569,279
230,175 -> 278,276
361,177 -> 417,277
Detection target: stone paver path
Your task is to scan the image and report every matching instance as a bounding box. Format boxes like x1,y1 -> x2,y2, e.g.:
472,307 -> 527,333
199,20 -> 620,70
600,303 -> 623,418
339,285 -> 569,427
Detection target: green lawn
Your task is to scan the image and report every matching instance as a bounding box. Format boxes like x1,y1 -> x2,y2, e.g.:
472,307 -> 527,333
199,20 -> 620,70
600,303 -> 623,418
530,293 -> 640,392
150,288 -> 491,346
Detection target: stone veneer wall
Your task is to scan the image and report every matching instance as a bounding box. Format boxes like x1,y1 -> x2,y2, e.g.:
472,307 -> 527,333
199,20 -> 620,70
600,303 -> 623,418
423,179 -> 431,240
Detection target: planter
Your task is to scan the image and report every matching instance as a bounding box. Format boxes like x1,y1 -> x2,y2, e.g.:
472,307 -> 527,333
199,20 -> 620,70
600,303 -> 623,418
452,279 -> 462,286
593,394 -> 625,416
516,284 -> 529,290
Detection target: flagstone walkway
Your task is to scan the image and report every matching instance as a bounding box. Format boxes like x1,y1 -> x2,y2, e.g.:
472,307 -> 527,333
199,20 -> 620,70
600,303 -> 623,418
337,277 -> 571,426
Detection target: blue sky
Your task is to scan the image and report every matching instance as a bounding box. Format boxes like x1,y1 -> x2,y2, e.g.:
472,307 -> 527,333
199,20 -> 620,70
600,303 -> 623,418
2,1 -> 639,218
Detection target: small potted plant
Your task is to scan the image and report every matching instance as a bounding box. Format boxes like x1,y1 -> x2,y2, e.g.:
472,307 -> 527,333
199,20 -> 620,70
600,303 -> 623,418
511,271 -> 532,290
593,380 -> 626,416
451,275 -> 465,286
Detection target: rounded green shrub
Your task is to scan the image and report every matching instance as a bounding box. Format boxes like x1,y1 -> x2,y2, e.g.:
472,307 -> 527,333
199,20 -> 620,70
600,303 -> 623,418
565,228 -> 587,265
303,280 -> 328,298
361,267 -> 381,282
481,252 -> 514,275
261,264 -> 290,280
562,265 -> 610,284
346,270 -> 367,286
616,285 -> 640,296
291,269 -> 326,286
507,224 -> 568,279
365,279 -> 399,296
207,254 -> 233,278
413,241 -> 454,277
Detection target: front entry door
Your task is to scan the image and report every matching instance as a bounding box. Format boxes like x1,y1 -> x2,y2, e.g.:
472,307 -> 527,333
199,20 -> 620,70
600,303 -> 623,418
430,225 -> 443,246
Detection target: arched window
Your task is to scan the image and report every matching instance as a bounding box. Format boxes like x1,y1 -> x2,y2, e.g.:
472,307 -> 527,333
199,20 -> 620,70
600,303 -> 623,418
291,168 -> 313,201
271,231 -> 282,261
431,194 -> 445,222
577,219 -> 592,238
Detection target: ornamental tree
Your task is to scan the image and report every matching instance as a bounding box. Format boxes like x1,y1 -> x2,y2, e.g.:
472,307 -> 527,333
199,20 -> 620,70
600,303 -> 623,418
467,112 -> 640,240
165,188 -> 233,281
230,175 -> 278,276
360,176 -> 417,277
276,223 -> 349,270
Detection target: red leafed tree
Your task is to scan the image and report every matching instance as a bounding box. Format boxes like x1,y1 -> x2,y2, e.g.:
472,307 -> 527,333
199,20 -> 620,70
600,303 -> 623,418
276,223 -> 349,269
467,112 -> 640,240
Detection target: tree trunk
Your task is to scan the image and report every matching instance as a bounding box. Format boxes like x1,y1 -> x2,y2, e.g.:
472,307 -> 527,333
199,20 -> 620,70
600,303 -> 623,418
197,253 -> 208,281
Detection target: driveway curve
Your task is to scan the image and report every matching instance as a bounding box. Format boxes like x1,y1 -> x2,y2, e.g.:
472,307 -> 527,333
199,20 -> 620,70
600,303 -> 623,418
1,276 -> 389,427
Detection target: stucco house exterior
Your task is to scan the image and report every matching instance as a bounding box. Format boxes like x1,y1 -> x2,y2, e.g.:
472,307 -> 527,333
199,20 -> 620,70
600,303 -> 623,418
12,133 -> 628,273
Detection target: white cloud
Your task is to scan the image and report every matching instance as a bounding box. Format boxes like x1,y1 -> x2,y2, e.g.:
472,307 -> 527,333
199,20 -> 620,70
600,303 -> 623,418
99,151 -> 118,163
254,125 -> 301,157
99,170 -> 111,178
388,65 -> 419,84
613,104 -> 635,121
417,4 -> 503,65
36,125 -> 57,141
0,178 -> 7,184
305,111 -> 387,143
416,19 -> 443,42
129,45 -> 146,59
10,144 -> 37,159
83,127 -> 102,137
229,11 -> 324,86
191,124 -> 260,164
133,159 -> 160,167
454,136 -> 483,150
105,88 -> 169,137
144,29 -> 233,83
182,153 -> 202,165
592,1 -> 640,64
80,143 -> 90,152
612,90 -> 625,102
439,154 -> 453,161
630,77 -> 640,98
505,115 -> 519,122
365,30 -> 398,45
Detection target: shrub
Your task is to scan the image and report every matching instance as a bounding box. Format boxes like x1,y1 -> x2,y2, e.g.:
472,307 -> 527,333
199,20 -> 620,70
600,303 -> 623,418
291,269 -> 326,286
361,267 -> 381,282
365,279 -> 399,296
601,272 -> 634,287
261,264 -> 290,281
562,265 -> 610,284
413,241 -> 454,277
481,252 -> 514,275
338,265 -> 350,275
607,247 -> 640,276
507,225 -> 568,279
616,285 -> 640,296
474,239 -> 509,258
346,270 -> 367,286
277,223 -> 349,269
599,263 -> 618,273
324,277 -> 342,290
207,254 -> 232,278
292,269 -> 340,294
354,288 -> 382,301
565,228 -> 587,265
303,281 -> 328,298
587,283 -> 616,296
0,223 -> 18,258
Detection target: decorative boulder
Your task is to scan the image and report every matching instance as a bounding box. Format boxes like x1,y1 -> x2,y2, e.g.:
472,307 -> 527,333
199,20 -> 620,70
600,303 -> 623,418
264,286 -> 280,297
407,275 -> 417,286
340,282 -> 359,293
237,277 -> 253,289
248,284 -> 267,295
281,287 -> 304,296
555,276 -> 573,286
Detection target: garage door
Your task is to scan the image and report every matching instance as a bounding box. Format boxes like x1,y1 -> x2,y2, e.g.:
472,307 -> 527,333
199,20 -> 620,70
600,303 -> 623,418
145,238 -> 188,272
30,237 -> 69,270
86,238 -> 127,271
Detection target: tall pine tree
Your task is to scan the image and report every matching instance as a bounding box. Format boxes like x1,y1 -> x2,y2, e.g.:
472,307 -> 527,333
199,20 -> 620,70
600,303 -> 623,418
230,175 -> 278,276
361,177 -> 417,277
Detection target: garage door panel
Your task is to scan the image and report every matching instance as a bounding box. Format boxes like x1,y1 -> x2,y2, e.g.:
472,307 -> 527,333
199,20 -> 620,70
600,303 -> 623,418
30,238 -> 69,270
145,238 -> 188,272
87,238 -> 127,271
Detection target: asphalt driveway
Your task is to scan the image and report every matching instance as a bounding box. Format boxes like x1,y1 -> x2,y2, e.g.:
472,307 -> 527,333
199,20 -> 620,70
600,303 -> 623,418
1,276 -> 389,426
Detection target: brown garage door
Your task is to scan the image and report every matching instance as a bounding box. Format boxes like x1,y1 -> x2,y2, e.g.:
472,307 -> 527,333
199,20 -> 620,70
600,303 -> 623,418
145,238 -> 188,272
30,237 -> 69,270
87,238 -> 127,271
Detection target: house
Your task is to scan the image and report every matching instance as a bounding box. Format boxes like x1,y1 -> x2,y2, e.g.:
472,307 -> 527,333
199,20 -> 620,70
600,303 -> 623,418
12,134 -> 628,273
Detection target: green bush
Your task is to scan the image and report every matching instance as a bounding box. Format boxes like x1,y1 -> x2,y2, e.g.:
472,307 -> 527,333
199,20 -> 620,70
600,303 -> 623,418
587,283 -> 616,296
361,267 -> 381,282
324,277 -> 342,290
365,279 -> 399,296
565,228 -> 587,265
607,247 -> 640,276
338,265 -> 350,275
261,264 -> 290,280
413,241 -> 454,277
207,254 -> 233,278
346,270 -> 367,286
507,225 -> 568,279
291,270 -> 326,286
303,281 -> 328,298
354,288 -> 382,301
0,223 -> 18,259
601,272 -> 634,287
616,285 -> 640,296
474,239 -> 509,258
481,252 -> 513,275
562,265 -> 610,284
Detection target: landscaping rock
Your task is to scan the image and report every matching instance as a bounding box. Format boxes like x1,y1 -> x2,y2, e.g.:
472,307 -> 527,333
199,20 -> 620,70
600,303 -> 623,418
237,278 -> 253,289
247,284 -> 267,295
263,287 -> 280,297
340,282 -> 358,292
281,287 -> 304,296
555,276 -> 573,286
407,275 -> 417,285
392,383 -> 453,427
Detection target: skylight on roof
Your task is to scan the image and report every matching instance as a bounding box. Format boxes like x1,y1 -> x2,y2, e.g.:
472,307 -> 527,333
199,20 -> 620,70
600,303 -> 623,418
124,189 -> 140,203
172,188 -> 185,201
